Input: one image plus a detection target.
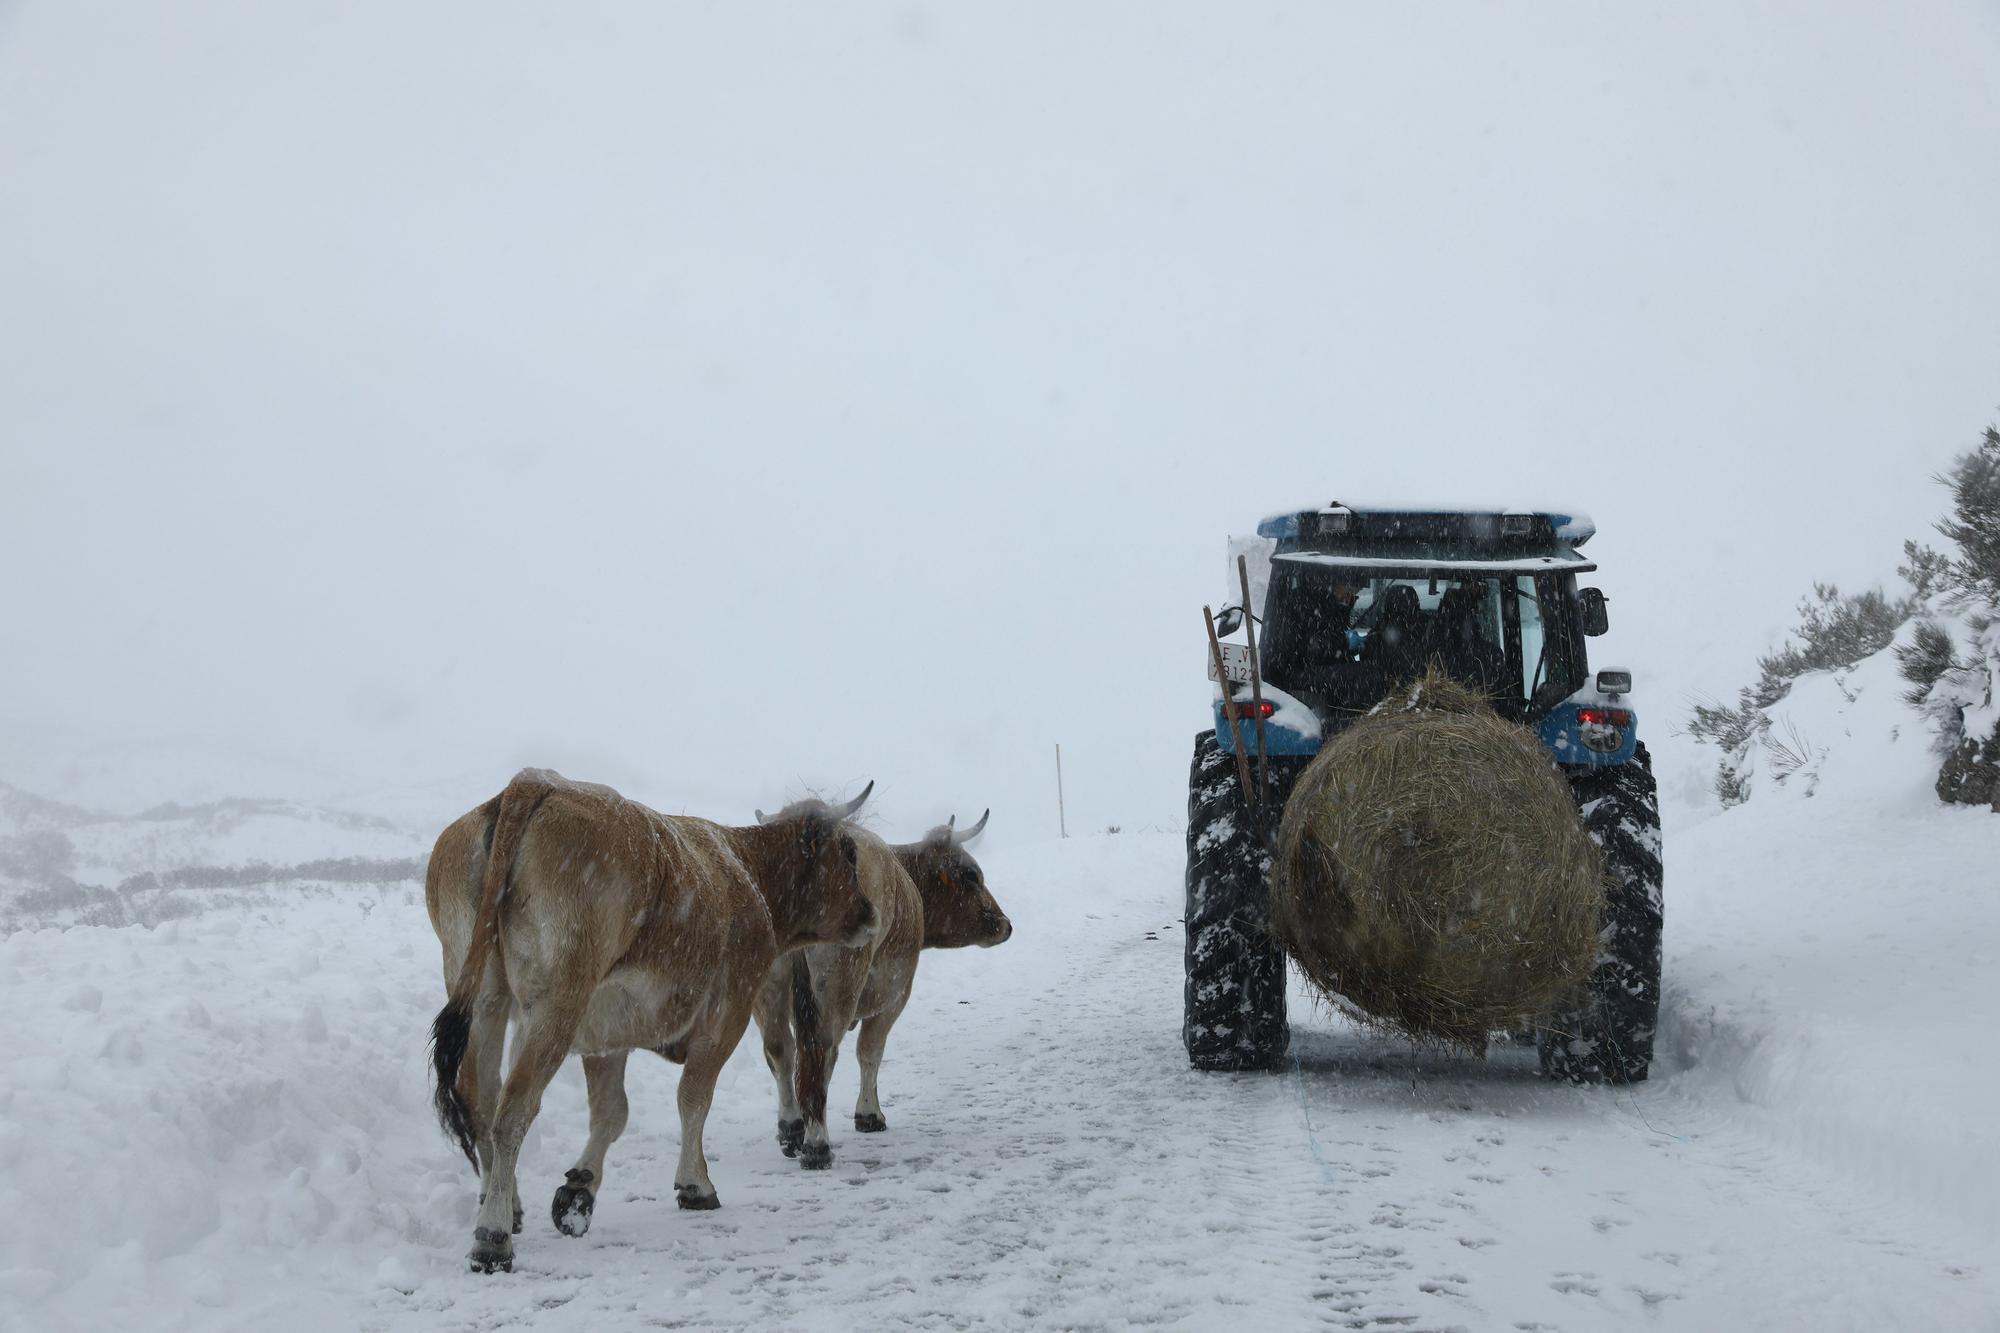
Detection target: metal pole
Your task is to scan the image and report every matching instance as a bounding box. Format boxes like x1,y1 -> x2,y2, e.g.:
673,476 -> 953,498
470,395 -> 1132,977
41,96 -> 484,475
1055,743 -> 1068,838
1236,555 -> 1271,821
1205,606 -> 1260,831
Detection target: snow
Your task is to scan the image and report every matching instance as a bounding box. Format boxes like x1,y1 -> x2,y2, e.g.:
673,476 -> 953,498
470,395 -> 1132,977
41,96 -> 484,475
3,632 -> 1996,1331
1927,609 -> 2000,749
1649,639 -> 2000,1246
1275,551 -> 1598,574
1205,680 -> 1321,751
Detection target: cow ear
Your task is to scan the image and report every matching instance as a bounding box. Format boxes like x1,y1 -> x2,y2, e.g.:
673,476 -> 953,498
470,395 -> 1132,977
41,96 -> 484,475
838,834 -> 858,868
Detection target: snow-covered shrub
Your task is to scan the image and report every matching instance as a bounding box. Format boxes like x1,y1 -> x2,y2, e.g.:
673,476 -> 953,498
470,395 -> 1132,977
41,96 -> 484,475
1685,699 -> 1762,806
1932,426 -> 2000,601
1748,584 -> 1913,707
1897,617 -> 1960,709
1902,427 -> 2000,809
1899,540 -> 1950,601
0,828 -> 76,882
1924,613 -> 2000,808
1687,582 -> 1913,805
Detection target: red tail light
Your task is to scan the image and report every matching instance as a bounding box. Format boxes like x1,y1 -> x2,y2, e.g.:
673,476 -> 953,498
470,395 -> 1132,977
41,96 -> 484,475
1577,707 -> 1632,727
1227,700 -> 1277,720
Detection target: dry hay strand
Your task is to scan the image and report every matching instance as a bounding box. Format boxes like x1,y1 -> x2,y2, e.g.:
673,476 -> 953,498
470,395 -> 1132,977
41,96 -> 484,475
1271,669 -> 1603,1050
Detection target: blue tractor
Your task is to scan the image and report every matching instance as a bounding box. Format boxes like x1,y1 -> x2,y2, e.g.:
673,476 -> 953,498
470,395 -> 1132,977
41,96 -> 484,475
1184,502 -> 1663,1083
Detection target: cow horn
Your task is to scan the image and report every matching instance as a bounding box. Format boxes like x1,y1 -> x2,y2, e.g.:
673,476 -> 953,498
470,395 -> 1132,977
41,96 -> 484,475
755,808 -> 770,824
835,780 -> 874,821
951,809 -> 990,845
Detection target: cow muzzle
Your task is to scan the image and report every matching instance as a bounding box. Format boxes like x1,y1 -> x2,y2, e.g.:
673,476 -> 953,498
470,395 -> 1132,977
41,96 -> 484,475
980,913 -> 1012,947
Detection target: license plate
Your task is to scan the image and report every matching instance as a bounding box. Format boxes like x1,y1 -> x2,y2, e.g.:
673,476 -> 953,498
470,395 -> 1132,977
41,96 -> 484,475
1207,642 -> 1258,684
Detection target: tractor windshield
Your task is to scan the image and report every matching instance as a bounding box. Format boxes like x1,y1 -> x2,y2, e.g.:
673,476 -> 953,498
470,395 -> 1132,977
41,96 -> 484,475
1257,563 -> 1587,724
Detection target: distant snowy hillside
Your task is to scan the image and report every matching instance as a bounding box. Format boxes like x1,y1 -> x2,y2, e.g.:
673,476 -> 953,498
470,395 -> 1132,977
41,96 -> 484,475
0,781 -> 430,929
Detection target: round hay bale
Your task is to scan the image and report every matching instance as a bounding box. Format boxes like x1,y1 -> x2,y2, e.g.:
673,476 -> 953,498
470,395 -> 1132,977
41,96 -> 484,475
1270,670 -> 1603,1051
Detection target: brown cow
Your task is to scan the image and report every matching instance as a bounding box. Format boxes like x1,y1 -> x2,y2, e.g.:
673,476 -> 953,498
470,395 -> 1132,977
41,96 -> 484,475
749,809 -> 1012,1168
425,768 -> 877,1273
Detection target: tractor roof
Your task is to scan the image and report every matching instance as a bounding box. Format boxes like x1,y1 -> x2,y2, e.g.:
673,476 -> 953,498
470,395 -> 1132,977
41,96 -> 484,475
1256,502 -> 1595,548
1273,549 -> 1597,576
1253,502 -> 1595,569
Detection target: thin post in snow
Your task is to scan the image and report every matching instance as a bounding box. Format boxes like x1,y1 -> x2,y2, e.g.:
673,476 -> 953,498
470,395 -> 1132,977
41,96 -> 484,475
1055,743 -> 1068,839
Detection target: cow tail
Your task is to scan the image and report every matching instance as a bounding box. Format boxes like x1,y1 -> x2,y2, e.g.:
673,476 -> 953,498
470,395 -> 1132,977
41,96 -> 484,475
430,773 -> 552,1170
790,951 -> 828,1123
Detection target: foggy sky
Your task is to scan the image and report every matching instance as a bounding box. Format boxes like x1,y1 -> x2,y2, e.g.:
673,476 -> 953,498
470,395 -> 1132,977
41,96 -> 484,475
4,2 -> 1997,835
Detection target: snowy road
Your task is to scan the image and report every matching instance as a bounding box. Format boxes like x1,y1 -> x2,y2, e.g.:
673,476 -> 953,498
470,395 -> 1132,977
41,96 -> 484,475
7,815 -> 1995,1333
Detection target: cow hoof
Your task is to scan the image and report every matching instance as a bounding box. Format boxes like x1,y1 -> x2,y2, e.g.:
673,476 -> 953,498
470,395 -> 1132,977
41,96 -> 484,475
674,1184 -> 721,1211
799,1141 -> 833,1171
468,1227 -> 513,1274
553,1169 -> 595,1237
777,1118 -> 804,1157
854,1113 -> 887,1133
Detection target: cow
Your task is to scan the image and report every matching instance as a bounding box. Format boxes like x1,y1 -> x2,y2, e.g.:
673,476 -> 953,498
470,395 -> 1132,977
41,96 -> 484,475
425,768 -> 878,1274
745,808 -> 1013,1169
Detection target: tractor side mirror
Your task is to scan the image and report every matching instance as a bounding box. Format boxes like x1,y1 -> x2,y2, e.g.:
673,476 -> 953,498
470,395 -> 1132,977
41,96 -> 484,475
1578,587 -> 1610,636
1214,605 -> 1245,636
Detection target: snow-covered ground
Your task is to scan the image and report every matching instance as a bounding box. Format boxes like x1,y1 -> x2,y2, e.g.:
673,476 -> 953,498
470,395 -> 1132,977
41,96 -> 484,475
0,688 -> 1992,1320
3,646 -> 1996,1331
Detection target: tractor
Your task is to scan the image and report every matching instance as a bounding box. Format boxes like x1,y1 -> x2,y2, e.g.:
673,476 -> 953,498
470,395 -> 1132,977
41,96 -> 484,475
1184,502 -> 1663,1083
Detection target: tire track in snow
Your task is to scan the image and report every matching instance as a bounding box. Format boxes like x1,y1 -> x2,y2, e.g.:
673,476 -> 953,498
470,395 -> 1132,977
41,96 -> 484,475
1035,905 -> 1458,1331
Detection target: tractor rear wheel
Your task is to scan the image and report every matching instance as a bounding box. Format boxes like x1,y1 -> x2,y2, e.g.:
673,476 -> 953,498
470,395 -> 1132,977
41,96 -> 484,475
1541,743 -> 1665,1084
1184,730 -> 1290,1071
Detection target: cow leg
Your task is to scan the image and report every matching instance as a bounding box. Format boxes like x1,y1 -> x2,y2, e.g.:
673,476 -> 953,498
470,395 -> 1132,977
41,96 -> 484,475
852,995 -> 908,1133
672,1038 -> 735,1210
468,1005 -> 578,1273
799,1040 -> 842,1167
552,1051 -> 629,1237
466,993 -> 522,1234
752,969 -> 803,1156
795,960 -> 864,1171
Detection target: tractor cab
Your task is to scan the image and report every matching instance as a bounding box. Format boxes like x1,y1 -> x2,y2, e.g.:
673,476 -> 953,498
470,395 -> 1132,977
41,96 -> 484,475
1210,503 -> 1634,765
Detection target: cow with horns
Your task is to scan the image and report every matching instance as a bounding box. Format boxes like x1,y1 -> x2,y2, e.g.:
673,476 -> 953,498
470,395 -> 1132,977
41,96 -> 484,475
424,769 -> 878,1273
741,805 -> 1013,1169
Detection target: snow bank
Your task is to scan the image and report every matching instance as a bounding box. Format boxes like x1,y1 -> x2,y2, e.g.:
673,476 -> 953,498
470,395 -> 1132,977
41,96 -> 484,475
1661,799 -> 2000,1239
1655,636 -> 2000,1241
0,894 -> 466,1330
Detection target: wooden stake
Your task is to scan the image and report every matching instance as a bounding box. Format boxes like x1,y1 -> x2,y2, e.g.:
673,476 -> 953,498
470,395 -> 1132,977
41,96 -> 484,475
1055,743 -> 1068,839
1204,606 -> 1260,830
1236,554 -> 1271,819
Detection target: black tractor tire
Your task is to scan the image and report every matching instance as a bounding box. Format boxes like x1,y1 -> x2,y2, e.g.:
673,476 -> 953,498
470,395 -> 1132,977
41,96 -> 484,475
1184,730 -> 1292,1071
1541,742 -> 1665,1085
